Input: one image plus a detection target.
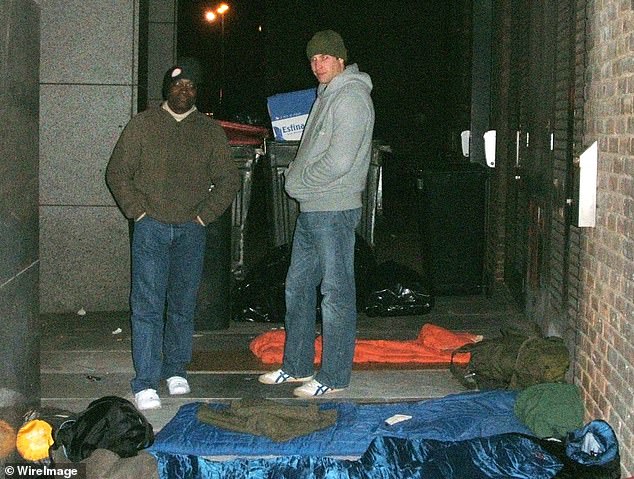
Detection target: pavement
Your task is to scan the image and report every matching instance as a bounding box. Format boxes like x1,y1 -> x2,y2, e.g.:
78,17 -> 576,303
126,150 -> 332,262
40,290 -> 526,432
40,193 -> 528,432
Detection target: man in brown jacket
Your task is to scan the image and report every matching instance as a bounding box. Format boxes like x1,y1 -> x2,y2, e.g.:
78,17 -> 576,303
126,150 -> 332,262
106,62 -> 240,410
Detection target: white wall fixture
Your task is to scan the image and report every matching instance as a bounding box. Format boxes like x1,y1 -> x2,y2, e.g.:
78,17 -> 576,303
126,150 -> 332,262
577,140 -> 598,227
483,130 -> 496,168
461,130 -> 470,157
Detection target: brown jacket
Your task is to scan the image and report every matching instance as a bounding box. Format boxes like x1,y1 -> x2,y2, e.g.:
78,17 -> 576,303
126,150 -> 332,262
106,107 -> 240,225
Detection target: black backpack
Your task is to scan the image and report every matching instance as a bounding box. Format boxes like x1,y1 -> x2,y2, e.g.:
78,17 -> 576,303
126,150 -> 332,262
50,396 -> 154,462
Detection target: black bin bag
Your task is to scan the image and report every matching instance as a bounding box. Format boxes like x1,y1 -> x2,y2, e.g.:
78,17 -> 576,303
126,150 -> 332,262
232,237 -> 377,323
363,261 -> 434,317
232,245 -> 291,323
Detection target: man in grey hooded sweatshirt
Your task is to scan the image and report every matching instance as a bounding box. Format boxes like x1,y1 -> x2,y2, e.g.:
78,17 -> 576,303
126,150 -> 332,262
259,30 -> 375,397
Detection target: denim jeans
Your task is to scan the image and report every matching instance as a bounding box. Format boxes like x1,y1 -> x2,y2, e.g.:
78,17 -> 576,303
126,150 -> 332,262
282,208 -> 361,388
129,216 -> 206,393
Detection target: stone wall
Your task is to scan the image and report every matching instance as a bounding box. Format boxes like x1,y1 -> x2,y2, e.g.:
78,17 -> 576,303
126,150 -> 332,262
38,0 -> 177,313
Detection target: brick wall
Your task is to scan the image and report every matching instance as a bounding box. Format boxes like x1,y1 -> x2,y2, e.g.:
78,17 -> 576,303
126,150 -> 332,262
576,0 -> 634,474
487,0 -> 632,472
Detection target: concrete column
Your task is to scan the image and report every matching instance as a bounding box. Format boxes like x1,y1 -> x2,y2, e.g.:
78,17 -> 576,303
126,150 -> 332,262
0,0 -> 40,409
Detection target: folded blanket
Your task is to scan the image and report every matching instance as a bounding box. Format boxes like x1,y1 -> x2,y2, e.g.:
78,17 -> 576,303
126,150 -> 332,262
250,323 -> 481,365
197,398 -> 337,442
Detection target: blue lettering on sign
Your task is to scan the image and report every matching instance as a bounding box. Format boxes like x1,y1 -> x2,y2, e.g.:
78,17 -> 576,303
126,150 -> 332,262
281,123 -> 305,133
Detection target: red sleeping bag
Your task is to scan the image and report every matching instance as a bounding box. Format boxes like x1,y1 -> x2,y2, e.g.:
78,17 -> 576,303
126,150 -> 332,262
249,323 -> 481,365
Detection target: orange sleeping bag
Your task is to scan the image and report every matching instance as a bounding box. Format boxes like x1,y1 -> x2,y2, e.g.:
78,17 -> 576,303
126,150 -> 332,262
249,323 -> 481,365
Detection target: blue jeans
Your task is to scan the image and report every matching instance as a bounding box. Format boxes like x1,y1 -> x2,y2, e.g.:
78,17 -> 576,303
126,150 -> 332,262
129,217 -> 206,393
282,208 -> 361,388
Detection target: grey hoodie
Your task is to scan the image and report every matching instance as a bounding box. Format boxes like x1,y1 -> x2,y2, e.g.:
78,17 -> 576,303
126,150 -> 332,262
284,64 -> 375,212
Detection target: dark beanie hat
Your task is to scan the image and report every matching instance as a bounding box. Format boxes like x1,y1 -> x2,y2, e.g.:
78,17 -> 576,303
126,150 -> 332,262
306,30 -> 348,62
162,58 -> 201,100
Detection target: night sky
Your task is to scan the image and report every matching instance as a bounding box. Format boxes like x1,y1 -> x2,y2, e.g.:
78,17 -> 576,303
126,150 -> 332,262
178,0 -> 471,166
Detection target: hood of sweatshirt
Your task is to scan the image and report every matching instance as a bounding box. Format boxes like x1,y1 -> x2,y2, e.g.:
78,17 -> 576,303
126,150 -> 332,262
316,63 -> 373,98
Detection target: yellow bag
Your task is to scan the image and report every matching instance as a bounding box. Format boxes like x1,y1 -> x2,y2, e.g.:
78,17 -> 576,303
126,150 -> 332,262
16,419 -> 53,461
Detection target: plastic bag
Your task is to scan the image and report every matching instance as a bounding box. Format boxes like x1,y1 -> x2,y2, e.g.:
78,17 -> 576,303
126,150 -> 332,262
232,238 -> 377,323
363,261 -> 434,317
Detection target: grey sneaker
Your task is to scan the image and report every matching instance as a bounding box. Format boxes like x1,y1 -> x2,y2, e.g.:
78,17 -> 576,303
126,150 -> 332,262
258,369 -> 314,385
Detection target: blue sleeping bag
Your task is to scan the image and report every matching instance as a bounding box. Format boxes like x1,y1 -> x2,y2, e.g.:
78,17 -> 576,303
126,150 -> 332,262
151,421 -> 621,479
150,390 -> 532,458
152,433 -> 563,479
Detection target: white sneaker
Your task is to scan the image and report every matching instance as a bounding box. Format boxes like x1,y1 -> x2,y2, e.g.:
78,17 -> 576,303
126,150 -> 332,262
134,388 -> 161,410
258,369 -> 314,385
166,376 -> 191,395
293,379 -> 344,398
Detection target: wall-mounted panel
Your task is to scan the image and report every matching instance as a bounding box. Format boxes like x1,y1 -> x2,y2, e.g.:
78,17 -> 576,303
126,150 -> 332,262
39,85 -> 132,205
40,206 -> 130,313
40,0 -> 136,85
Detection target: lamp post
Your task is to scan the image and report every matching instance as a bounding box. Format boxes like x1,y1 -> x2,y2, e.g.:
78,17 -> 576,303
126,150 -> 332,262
204,3 -> 230,110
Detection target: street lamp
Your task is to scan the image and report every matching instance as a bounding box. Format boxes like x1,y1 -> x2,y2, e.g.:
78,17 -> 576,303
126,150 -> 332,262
204,3 -> 230,110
